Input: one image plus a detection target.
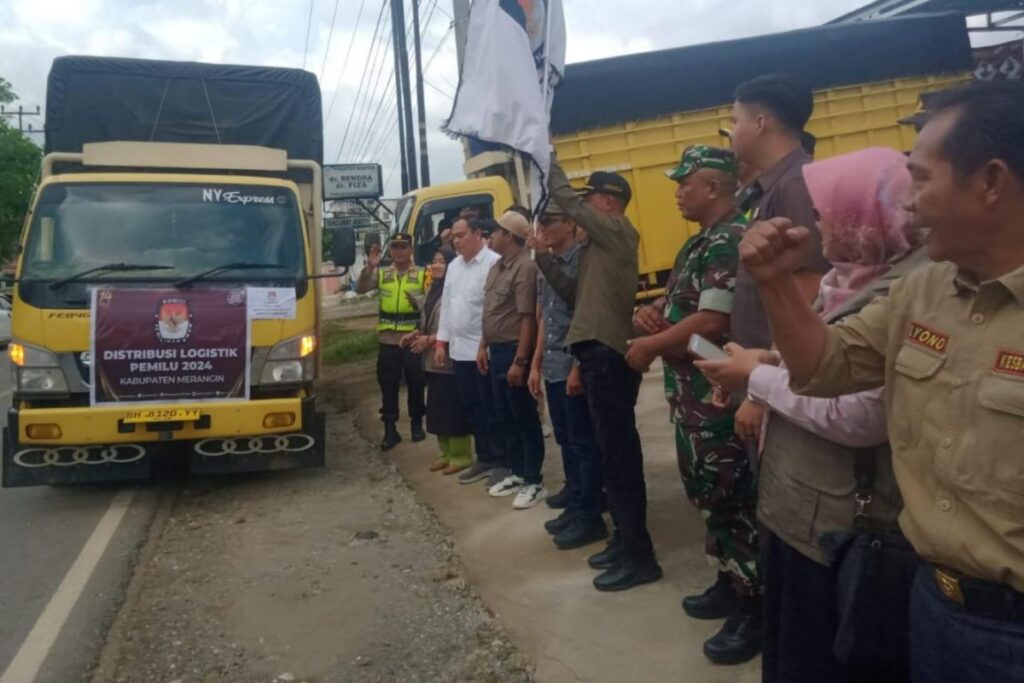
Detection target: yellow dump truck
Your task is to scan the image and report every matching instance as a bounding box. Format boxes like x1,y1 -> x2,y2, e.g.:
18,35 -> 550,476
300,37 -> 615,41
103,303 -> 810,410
396,12 -> 972,297
4,57 -> 355,487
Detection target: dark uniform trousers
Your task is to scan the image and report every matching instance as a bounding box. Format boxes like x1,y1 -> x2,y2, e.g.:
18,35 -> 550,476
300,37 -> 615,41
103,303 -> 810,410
453,360 -> 505,468
762,529 -> 909,683
488,342 -> 545,485
910,564 -> 1024,683
545,379 -> 603,521
573,341 -> 654,562
376,343 -> 425,424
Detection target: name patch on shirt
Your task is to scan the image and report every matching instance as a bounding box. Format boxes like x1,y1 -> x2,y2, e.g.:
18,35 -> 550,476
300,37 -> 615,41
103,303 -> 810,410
994,350 -> 1024,378
907,322 -> 949,354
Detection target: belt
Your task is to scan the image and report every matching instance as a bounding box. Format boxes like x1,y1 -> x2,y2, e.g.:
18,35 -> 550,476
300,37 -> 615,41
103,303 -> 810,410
932,565 -> 1024,621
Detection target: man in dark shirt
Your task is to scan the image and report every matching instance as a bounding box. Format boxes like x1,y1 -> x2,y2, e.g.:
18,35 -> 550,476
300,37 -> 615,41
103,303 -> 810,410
728,74 -> 831,443
536,163 -> 662,592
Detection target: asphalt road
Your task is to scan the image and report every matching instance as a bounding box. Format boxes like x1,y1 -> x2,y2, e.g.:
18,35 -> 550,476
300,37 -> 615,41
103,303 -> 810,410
0,358 -> 162,683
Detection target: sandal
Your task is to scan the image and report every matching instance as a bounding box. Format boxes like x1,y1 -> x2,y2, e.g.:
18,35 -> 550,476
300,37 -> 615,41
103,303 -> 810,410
429,458 -> 449,472
442,463 -> 469,476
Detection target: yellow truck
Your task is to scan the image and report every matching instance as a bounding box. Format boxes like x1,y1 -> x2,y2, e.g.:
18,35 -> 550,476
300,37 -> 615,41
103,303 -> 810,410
396,12 -> 972,296
4,57 -> 356,487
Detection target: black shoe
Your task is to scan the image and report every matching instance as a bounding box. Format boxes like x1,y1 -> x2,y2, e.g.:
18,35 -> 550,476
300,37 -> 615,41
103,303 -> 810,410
593,558 -> 663,592
682,572 -> 739,620
554,517 -> 608,550
544,509 -> 574,535
702,603 -> 763,665
587,536 -> 625,570
410,418 -> 426,443
381,422 -> 402,451
546,484 -> 570,509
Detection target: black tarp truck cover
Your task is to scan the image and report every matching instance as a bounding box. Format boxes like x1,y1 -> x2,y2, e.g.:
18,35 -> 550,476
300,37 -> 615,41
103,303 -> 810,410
45,56 -> 323,166
551,11 -> 973,135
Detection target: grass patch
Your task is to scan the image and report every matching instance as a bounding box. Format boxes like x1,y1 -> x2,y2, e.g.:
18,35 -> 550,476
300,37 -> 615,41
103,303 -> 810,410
322,321 -> 378,366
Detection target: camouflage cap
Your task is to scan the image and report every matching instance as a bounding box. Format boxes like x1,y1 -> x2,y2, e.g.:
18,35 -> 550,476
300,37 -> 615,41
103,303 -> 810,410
666,145 -> 739,181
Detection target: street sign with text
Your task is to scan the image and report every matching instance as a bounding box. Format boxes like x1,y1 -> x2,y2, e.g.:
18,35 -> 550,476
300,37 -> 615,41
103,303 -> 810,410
323,164 -> 384,200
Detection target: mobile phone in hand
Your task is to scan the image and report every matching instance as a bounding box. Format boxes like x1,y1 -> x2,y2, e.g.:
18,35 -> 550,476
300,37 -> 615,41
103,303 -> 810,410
687,334 -> 729,361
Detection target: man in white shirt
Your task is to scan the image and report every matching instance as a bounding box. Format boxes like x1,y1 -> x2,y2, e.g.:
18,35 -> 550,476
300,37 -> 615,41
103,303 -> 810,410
435,217 -> 507,486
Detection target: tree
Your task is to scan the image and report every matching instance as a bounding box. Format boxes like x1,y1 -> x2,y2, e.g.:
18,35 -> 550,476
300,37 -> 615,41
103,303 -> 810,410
0,77 -> 14,105
0,79 -> 42,261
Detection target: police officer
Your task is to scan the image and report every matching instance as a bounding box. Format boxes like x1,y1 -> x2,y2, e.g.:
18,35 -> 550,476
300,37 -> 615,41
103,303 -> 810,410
626,145 -> 761,665
357,234 -> 427,450
738,81 -> 1024,682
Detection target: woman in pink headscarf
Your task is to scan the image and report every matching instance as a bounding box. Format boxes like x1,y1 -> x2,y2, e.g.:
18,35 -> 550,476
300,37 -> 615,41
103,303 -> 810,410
698,147 -> 925,682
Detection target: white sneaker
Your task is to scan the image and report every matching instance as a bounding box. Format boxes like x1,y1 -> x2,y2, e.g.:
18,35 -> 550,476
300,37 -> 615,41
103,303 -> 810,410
488,475 -> 524,497
513,484 -> 548,509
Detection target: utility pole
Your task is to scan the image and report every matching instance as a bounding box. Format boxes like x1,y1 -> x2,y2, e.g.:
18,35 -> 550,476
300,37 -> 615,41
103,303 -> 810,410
411,0 -> 431,186
393,0 -> 419,190
452,0 -> 471,75
391,0 -> 411,194
0,104 -> 43,134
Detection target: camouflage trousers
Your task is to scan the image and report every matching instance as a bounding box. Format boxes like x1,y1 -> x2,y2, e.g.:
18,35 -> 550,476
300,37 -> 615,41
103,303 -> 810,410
675,422 -> 761,597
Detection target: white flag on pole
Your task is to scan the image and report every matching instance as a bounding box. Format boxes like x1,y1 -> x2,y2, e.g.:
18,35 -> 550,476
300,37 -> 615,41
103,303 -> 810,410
442,0 -> 566,215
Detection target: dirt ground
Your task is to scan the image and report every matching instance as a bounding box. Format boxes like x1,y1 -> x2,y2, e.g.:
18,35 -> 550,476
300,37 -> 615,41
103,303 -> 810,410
91,362 -> 533,683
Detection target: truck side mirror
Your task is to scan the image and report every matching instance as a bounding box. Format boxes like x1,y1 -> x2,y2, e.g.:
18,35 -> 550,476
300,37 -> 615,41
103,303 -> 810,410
331,227 -> 356,267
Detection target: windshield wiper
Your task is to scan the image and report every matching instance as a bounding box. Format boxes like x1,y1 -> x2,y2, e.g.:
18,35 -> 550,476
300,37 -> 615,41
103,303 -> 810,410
49,263 -> 174,290
174,262 -> 289,289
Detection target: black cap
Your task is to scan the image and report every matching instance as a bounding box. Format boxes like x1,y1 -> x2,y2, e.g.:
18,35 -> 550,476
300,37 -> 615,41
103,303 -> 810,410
581,171 -> 632,207
390,233 -> 413,246
899,91 -> 941,130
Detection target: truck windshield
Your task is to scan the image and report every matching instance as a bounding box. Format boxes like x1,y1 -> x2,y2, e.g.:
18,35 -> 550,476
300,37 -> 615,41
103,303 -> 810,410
19,182 -> 307,309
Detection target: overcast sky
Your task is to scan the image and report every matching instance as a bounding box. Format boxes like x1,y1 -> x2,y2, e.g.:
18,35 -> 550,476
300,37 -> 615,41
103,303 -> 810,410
0,1 -> 1016,197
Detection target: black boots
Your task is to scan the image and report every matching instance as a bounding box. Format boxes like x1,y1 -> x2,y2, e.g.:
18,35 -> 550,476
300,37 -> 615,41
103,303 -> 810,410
587,534 -> 625,569
593,557 -> 663,592
702,596 -> 763,665
682,572 -> 739,620
410,417 -> 426,443
546,484 -> 571,509
381,421 -> 402,451
554,516 -> 608,550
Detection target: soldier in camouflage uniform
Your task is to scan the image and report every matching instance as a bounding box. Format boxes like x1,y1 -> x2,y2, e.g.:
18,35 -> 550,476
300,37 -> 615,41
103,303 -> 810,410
626,145 -> 761,665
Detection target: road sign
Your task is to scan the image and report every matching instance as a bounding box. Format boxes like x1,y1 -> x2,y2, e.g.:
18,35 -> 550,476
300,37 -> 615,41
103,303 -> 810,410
323,164 -> 384,200
324,216 -> 372,231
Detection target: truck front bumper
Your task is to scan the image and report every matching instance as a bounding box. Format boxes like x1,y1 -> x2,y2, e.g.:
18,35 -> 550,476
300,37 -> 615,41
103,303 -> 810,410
2,397 -> 326,487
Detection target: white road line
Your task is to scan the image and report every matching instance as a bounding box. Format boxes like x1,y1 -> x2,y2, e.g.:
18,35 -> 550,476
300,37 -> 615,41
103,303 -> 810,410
0,489 -> 136,683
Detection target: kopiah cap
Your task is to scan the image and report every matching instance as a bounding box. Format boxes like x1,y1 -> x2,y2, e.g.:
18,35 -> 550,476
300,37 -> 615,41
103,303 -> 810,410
390,233 -> 413,246
497,211 -> 532,240
581,171 -> 632,207
666,145 -> 739,181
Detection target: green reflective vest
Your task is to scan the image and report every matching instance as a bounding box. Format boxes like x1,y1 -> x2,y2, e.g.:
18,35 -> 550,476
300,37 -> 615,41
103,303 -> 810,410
377,266 -> 424,332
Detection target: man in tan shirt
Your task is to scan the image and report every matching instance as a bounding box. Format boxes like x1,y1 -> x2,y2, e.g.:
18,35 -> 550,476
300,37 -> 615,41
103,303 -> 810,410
737,81 -> 1024,682
479,212 -> 546,510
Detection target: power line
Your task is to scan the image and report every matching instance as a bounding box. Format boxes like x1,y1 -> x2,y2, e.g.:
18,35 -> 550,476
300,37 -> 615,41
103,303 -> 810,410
317,0 -> 342,82
422,78 -> 454,100
342,8 -> 395,161
353,0 -> 441,159
347,13 -> 398,157
325,0 -> 369,122
334,0 -> 390,161
302,0 -> 315,70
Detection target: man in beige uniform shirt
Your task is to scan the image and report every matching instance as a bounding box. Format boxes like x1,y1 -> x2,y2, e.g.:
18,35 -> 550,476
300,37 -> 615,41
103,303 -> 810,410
738,81 -> 1024,682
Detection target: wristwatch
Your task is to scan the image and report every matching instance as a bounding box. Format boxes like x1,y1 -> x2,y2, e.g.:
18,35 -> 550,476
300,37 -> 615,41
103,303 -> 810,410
513,356 -> 530,368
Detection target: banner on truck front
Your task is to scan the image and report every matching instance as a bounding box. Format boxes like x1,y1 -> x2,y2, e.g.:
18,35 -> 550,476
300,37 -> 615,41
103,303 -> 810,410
91,288 -> 250,405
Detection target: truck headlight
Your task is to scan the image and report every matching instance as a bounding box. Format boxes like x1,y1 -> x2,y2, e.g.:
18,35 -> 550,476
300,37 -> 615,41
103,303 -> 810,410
261,334 -> 317,384
19,368 -> 69,394
9,342 -> 70,395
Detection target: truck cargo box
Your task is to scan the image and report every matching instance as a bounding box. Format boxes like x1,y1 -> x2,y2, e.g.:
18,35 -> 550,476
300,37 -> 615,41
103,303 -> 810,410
45,56 -> 323,166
